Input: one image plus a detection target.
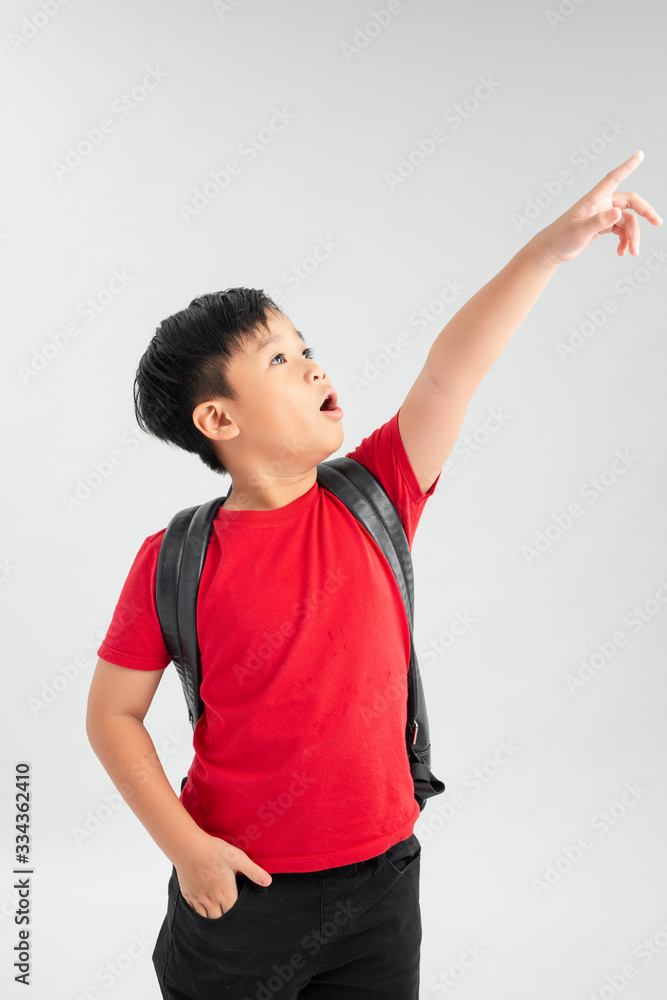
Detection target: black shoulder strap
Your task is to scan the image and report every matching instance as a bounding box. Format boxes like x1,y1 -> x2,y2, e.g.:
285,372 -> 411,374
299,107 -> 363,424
317,457 -> 445,807
155,460 -> 445,809
155,491 -> 229,726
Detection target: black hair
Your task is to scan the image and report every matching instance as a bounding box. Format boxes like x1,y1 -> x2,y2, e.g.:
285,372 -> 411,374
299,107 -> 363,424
133,287 -> 282,475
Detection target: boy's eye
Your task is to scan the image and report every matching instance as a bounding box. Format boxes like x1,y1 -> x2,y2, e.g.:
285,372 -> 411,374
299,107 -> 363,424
270,347 -> 315,365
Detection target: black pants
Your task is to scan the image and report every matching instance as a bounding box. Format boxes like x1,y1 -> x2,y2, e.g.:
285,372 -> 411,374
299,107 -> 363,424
152,832 -> 422,1000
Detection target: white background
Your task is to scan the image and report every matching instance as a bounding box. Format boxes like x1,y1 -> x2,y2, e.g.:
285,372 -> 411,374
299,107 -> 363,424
2,0 -> 666,997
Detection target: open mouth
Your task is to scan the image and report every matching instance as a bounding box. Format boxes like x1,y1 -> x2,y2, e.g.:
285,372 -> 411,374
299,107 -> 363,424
319,389 -> 338,411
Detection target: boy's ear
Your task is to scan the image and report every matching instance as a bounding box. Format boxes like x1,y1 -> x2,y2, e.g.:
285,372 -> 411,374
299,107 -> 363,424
192,400 -> 240,443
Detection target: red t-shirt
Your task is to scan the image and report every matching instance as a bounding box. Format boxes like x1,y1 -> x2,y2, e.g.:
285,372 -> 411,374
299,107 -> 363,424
97,406 -> 441,872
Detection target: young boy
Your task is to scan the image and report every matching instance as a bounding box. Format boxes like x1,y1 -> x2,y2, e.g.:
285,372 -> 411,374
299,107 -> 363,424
86,150 -> 659,1000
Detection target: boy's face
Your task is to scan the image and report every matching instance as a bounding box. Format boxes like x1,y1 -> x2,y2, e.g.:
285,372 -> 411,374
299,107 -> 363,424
202,309 -> 344,479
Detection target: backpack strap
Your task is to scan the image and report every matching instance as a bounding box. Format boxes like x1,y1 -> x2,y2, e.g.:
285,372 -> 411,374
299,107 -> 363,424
155,491 -> 229,727
317,457 -> 445,809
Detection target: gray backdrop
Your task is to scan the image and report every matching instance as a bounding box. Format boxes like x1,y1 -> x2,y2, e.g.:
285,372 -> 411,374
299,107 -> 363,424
2,0 -> 666,997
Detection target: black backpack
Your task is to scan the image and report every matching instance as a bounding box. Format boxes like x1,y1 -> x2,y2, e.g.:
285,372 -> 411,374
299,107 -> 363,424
155,455 -> 445,812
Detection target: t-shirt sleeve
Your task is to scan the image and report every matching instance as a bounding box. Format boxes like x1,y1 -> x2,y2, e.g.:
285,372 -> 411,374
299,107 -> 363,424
344,404 -> 441,548
97,531 -> 172,671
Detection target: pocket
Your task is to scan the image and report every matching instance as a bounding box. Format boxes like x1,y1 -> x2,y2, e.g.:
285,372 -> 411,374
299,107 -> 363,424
176,871 -> 248,923
383,833 -> 421,875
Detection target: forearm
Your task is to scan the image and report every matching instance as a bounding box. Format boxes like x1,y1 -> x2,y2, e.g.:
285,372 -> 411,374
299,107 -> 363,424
87,714 -> 207,866
422,235 -> 558,397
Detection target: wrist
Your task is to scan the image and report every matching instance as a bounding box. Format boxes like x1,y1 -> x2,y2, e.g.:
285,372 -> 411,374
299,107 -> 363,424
524,230 -> 560,274
163,818 -> 212,867
170,827 -> 238,872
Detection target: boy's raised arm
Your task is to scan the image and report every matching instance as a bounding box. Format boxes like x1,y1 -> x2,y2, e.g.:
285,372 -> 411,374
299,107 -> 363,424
398,150 -> 662,496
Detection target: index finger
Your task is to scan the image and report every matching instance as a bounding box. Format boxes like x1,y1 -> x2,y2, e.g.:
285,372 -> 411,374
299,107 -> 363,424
590,149 -> 645,199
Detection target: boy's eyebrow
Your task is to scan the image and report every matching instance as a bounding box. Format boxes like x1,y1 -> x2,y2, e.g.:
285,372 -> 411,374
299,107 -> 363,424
254,329 -> 306,353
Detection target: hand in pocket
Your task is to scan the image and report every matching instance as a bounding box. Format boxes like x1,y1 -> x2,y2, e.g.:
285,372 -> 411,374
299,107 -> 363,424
174,832 -> 272,919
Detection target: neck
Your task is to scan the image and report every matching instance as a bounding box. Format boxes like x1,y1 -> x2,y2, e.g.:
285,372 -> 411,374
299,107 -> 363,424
221,470 -> 318,511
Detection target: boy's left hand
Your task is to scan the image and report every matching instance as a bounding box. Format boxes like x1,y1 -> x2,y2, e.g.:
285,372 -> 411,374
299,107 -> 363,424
532,149 -> 662,269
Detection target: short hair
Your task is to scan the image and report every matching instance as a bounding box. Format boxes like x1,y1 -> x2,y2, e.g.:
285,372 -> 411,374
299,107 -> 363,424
133,287 -> 282,475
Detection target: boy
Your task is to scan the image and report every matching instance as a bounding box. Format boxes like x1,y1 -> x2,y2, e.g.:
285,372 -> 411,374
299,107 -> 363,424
86,150 -> 659,999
